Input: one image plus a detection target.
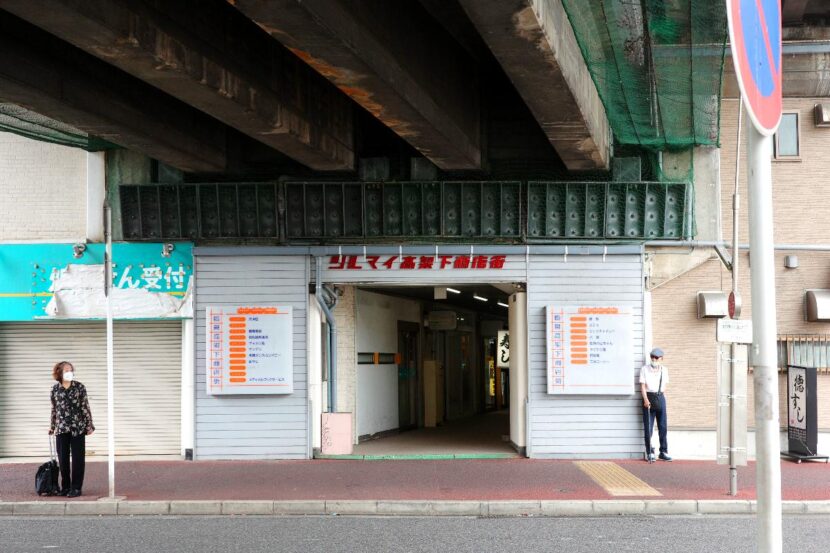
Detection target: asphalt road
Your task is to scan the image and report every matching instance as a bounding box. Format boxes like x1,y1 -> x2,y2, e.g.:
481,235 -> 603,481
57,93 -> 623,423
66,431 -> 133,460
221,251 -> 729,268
2,515 -> 830,553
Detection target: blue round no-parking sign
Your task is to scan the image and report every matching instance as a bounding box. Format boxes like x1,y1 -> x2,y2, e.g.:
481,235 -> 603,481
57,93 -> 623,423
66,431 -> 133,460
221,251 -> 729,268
727,0 -> 782,135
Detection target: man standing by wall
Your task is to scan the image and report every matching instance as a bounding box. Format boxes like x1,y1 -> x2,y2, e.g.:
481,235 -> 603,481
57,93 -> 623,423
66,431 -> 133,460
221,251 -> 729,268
641,348 -> 672,463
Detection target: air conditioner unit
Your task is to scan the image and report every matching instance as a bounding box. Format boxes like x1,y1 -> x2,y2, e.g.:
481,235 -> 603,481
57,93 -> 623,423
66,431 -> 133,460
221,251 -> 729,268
815,104 -> 830,127
805,289 -> 830,322
697,291 -> 728,319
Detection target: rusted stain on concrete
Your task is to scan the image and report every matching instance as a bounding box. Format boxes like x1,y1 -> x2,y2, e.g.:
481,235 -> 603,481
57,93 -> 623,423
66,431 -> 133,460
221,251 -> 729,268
512,6 -> 539,42
287,47 -> 418,139
512,6 -> 564,72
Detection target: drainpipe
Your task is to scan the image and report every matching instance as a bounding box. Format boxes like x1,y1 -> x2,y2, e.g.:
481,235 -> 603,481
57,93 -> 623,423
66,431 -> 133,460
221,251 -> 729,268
315,257 -> 338,412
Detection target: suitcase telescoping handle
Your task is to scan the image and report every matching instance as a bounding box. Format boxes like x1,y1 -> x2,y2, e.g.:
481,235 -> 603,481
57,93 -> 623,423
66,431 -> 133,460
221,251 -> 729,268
48,435 -> 56,462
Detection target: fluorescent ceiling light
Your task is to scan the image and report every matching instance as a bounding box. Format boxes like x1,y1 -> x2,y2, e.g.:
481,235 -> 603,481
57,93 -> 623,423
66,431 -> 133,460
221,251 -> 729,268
447,287 -> 461,294
497,302 -> 509,308
473,295 -> 488,302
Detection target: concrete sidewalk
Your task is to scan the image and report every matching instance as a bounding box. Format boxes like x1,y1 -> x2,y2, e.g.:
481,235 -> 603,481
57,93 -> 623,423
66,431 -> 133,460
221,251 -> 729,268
1,458 -> 829,516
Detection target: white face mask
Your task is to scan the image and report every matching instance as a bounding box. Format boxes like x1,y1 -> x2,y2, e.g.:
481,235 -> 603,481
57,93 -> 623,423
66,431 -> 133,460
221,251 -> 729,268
63,371 -> 74,382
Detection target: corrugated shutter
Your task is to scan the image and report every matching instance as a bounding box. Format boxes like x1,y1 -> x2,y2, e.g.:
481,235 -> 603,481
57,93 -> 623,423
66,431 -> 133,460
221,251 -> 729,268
194,255 -> 309,460
527,254 -> 645,459
0,321 -> 182,457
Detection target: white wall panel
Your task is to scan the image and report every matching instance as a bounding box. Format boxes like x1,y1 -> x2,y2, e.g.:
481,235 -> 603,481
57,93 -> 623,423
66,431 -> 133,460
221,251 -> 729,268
194,256 -> 308,459
527,254 -> 645,459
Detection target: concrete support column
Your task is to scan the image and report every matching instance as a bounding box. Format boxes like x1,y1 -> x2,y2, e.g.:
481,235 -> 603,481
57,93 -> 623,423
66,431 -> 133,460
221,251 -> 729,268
308,297 -> 324,450
333,286 -> 357,443
85,151 -> 106,242
509,291 -> 528,453
181,318 -> 195,457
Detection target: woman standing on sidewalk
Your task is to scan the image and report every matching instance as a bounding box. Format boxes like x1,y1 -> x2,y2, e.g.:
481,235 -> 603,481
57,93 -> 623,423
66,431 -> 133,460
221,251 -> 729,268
48,361 -> 94,498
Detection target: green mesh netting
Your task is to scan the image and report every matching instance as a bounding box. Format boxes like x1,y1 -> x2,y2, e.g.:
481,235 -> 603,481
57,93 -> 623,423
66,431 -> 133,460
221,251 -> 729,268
561,0 -> 727,150
0,104 -> 116,151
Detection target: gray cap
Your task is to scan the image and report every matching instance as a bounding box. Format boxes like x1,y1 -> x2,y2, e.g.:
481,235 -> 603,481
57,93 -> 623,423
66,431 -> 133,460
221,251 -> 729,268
650,347 -> 664,358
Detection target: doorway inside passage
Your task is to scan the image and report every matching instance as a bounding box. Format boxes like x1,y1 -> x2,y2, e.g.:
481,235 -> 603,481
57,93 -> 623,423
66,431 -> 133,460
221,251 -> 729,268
320,282 -> 525,459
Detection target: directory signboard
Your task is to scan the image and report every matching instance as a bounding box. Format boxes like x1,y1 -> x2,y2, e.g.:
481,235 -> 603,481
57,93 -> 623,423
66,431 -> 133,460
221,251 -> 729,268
206,305 -> 293,395
546,305 -> 633,395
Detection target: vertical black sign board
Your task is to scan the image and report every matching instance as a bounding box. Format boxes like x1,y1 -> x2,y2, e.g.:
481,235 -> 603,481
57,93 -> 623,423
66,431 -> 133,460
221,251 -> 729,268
782,365 -> 828,463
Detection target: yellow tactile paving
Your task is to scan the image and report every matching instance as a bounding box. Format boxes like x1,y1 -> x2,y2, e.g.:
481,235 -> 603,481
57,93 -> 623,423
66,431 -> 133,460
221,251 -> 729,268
574,461 -> 662,497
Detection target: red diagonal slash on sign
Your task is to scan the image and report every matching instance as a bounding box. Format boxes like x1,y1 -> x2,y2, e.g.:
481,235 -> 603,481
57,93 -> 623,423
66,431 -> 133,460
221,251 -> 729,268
754,0 -> 778,88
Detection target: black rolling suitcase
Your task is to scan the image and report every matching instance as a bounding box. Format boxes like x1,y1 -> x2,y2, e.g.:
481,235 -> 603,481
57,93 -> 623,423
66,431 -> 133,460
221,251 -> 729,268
35,437 -> 60,496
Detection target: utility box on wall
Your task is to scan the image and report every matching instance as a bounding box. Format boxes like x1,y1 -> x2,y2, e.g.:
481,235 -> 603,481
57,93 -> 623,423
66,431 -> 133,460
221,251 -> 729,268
805,290 -> 830,322
697,291 -> 728,319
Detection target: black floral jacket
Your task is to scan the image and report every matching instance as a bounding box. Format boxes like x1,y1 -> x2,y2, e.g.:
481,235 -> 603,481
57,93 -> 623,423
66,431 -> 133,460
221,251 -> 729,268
50,381 -> 95,437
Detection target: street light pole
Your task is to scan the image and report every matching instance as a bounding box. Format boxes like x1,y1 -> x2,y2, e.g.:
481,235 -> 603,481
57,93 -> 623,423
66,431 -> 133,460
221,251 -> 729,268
104,202 -> 115,499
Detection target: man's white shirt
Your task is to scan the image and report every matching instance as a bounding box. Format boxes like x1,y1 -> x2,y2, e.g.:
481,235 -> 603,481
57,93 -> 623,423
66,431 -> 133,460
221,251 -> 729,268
639,363 -> 667,393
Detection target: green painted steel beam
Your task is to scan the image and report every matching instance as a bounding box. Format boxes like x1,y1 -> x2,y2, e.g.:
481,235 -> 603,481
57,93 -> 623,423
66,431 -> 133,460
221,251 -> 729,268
120,181 -> 687,243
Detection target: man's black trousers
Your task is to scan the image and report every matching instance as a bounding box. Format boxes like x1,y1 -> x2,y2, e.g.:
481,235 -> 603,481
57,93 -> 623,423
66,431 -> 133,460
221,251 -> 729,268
642,393 -> 668,455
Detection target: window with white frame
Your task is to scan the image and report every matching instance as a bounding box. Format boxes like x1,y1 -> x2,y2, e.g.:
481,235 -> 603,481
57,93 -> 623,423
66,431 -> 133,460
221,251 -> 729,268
774,112 -> 799,159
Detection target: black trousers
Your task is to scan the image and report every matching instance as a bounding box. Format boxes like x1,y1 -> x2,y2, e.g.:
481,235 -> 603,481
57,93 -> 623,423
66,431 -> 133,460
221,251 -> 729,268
642,393 -> 668,455
55,433 -> 85,492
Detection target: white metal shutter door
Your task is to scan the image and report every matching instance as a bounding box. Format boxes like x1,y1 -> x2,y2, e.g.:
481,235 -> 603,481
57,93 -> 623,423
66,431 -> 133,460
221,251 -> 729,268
526,254 -> 645,459
0,321 -> 181,457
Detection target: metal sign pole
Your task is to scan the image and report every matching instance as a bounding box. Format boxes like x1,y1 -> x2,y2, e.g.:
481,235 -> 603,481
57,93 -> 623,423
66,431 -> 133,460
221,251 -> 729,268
729,97 -> 744,496
104,202 -> 115,499
747,124 -> 782,553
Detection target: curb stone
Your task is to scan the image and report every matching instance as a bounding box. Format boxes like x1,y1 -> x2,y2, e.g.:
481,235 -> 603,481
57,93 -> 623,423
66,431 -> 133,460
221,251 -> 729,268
117,501 -> 170,516
541,500 -> 594,516
222,501 -> 274,515
782,501 -> 806,514
804,501 -> 830,514
592,500 -> 646,516
429,501 -> 485,516
65,501 -> 118,515
378,501 -> 433,516
698,500 -> 752,514
273,501 -> 326,515
12,502 -> 65,516
325,500 -> 378,515
486,501 -> 542,516
644,500 -> 697,515
0,499 -> 829,516
170,501 -> 222,515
